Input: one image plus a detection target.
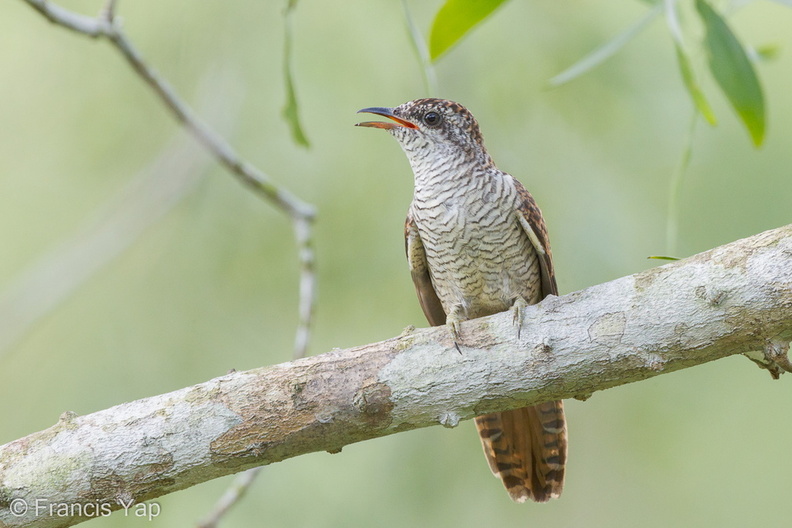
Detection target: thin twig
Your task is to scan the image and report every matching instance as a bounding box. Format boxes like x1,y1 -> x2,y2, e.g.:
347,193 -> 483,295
24,0 -> 107,35
197,468 -> 262,528
292,215 -> 316,359
100,0 -> 118,22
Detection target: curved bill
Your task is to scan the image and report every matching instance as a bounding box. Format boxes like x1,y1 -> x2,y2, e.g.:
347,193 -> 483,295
356,107 -> 417,129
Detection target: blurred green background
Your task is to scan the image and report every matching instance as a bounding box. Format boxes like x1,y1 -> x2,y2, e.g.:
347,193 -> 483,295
2,1 -> 791,527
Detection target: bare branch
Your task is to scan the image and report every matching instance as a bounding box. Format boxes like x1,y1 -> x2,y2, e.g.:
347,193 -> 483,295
2,224 -> 790,528
100,0 -> 118,23
23,0 -> 108,36
292,215 -> 317,359
196,467 -> 261,528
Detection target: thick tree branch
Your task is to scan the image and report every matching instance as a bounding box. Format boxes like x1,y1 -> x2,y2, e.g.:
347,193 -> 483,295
2,224 -> 791,527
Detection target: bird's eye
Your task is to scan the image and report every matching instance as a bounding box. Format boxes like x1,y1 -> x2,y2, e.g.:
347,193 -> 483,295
423,111 -> 441,127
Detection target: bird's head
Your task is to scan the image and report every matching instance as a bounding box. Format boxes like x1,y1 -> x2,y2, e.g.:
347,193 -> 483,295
356,98 -> 492,167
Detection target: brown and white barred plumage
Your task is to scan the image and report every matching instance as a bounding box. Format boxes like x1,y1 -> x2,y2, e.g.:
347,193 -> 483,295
358,98 -> 567,502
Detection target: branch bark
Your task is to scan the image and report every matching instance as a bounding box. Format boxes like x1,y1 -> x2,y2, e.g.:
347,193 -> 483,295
2,224 -> 791,527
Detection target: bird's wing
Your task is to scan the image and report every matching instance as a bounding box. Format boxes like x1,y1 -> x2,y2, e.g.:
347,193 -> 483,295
404,212 -> 446,326
513,178 -> 558,298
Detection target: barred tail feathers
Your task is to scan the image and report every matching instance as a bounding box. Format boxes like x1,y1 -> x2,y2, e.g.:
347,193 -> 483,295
475,401 -> 567,503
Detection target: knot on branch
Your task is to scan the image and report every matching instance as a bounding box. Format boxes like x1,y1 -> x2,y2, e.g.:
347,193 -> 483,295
352,383 -> 393,427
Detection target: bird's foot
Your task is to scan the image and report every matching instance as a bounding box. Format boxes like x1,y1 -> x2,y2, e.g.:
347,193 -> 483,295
511,296 -> 530,339
446,306 -> 465,354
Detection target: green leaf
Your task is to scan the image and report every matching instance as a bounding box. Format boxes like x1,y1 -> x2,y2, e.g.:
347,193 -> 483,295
647,255 -> 681,261
282,71 -> 310,148
673,43 -> 717,125
429,0 -> 510,61
695,0 -> 765,146
548,4 -> 662,87
282,0 -> 310,148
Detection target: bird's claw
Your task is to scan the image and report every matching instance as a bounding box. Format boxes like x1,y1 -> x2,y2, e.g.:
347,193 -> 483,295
511,296 -> 529,339
446,308 -> 464,353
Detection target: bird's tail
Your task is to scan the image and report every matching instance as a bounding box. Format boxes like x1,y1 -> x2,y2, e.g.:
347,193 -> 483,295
475,401 -> 567,502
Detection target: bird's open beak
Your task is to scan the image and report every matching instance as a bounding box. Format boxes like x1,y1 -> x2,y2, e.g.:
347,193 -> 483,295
355,107 -> 418,129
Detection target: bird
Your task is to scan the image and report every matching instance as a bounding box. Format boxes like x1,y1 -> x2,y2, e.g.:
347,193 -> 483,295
356,98 -> 567,503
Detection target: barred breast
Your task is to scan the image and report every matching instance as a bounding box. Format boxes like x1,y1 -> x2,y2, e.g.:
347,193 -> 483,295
409,166 -> 541,319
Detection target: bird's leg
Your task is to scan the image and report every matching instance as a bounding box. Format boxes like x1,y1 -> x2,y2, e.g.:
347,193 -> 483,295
446,304 -> 466,353
510,296 -> 530,339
